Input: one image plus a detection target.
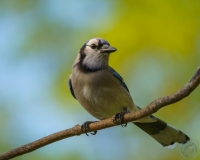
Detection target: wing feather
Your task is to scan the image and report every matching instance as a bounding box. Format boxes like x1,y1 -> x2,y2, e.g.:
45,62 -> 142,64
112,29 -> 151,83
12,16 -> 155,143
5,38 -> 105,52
68,76 -> 76,99
109,67 -> 129,92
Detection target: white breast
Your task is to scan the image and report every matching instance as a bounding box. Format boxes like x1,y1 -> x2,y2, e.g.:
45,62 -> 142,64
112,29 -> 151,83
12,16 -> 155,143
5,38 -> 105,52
71,68 -> 138,120
83,85 -> 93,102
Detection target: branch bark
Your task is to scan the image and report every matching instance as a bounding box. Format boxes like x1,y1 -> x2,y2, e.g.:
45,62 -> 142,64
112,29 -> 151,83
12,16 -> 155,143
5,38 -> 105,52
0,66 -> 200,160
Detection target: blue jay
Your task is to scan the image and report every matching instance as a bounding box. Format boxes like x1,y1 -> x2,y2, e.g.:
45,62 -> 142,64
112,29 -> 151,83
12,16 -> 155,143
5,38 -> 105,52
68,38 -> 189,146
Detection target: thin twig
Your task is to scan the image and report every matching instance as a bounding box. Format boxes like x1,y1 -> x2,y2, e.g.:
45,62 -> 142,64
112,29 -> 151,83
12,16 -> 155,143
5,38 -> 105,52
0,66 -> 200,160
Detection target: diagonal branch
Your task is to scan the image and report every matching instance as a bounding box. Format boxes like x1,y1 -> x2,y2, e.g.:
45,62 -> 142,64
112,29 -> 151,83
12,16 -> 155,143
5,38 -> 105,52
0,66 -> 200,160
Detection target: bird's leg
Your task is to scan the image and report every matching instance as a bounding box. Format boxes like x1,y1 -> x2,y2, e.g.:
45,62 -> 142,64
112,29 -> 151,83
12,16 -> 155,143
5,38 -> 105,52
114,107 -> 130,127
81,121 -> 98,136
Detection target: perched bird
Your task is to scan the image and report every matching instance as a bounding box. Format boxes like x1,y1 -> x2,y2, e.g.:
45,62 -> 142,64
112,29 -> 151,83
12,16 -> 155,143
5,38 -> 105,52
68,37 -> 190,146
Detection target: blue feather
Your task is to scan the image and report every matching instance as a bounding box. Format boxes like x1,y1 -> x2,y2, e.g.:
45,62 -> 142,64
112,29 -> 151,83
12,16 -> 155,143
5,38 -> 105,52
109,67 -> 129,92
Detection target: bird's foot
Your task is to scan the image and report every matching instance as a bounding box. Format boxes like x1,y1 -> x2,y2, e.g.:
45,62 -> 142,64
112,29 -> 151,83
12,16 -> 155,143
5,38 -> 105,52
81,121 -> 97,136
114,108 -> 130,127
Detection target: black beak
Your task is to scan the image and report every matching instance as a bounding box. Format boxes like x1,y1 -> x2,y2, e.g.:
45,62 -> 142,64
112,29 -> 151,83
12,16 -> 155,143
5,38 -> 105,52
101,46 -> 117,53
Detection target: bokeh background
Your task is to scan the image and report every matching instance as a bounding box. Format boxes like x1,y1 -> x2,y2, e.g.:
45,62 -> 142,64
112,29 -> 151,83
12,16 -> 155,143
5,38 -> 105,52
0,0 -> 200,160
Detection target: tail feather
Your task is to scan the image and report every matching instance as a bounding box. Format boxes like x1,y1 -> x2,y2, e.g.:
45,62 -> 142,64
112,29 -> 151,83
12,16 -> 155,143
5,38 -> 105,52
133,116 -> 190,147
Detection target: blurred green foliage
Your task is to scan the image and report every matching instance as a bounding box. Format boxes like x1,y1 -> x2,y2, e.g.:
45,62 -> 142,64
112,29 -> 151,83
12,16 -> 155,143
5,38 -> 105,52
0,0 -> 200,160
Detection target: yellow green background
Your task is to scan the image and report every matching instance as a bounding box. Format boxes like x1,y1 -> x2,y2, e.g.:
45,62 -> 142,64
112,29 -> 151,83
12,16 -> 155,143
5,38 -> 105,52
0,0 -> 200,160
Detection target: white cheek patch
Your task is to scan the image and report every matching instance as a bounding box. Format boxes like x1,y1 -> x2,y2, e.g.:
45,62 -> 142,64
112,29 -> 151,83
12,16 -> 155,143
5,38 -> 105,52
83,51 -> 105,69
84,47 -> 93,53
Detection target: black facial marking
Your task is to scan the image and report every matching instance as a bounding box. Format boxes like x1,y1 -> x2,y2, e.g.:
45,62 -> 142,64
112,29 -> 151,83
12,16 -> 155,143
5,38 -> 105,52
80,42 -> 87,54
97,39 -> 103,50
97,39 -> 110,50
79,52 -> 86,63
81,67 -> 101,72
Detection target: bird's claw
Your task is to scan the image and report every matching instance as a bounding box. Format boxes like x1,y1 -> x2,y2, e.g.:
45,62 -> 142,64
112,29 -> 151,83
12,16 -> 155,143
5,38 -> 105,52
114,112 -> 127,127
81,121 -> 97,136
114,112 -> 128,127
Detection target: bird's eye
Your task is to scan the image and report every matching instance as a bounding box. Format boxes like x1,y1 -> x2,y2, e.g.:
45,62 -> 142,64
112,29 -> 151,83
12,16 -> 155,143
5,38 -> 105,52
90,44 -> 97,49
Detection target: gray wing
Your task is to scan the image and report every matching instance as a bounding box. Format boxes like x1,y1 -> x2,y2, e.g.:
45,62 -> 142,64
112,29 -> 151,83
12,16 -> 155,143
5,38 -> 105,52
109,67 -> 129,92
68,76 -> 76,99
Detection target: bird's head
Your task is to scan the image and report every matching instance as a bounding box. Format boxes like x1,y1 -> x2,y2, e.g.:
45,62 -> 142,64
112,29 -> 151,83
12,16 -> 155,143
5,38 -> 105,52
75,38 -> 117,71
83,38 -> 117,55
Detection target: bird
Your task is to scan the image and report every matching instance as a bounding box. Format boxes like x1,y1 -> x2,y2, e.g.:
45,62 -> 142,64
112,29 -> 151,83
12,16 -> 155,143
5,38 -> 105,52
68,37 -> 190,147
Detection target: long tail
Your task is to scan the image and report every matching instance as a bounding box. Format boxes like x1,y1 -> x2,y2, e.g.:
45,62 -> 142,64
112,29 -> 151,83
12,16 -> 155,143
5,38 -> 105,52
133,115 -> 190,147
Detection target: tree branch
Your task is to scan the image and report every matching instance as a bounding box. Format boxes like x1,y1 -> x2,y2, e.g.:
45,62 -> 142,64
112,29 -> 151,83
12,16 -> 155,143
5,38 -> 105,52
0,66 -> 200,160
